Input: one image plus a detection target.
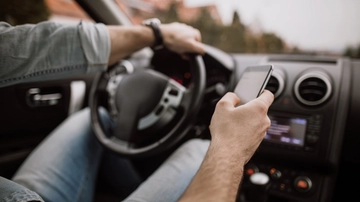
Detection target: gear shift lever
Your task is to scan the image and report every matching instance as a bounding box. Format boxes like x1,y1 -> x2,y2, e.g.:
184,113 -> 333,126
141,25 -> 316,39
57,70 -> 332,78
245,172 -> 271,202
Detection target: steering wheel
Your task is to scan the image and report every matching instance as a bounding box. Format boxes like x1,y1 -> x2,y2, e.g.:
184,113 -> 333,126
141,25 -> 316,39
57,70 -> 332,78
89,52 -> 206,158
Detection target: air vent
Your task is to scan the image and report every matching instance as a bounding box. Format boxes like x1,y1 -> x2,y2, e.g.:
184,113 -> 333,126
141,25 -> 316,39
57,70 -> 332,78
294,72 -> 332,106
265,70 -> 284,99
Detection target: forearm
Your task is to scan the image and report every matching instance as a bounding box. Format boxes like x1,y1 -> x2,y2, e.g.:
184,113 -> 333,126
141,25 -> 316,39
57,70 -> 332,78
0,20 -> 203,88
107,25 -> 154,65
179,92 -> 273,201
178,142 -> 246,202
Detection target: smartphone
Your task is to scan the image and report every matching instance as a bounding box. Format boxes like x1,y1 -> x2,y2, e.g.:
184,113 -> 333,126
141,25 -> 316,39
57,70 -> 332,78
234,64 -> 273,105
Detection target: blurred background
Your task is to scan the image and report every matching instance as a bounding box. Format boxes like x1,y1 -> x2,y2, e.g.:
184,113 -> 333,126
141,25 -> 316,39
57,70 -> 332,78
1,0 -> 359,59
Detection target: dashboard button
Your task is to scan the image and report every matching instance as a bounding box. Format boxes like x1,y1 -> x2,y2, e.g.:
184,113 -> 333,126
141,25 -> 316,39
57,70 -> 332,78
245,164 -> 259,176
294,176 -> 312,193
269,168 -> 282,179
246,168 -> 256,175
306,135 -> 319,144
304,146 -> 315,152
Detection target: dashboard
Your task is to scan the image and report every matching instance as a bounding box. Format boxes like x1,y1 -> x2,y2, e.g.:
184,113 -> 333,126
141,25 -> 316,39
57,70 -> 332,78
151,46 -> 234,89
151,46 -> 360,202
235,55 -> 351,202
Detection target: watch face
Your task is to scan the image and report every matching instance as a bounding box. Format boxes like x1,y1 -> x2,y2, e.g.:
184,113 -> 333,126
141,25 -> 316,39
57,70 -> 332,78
142,18 -> 161,25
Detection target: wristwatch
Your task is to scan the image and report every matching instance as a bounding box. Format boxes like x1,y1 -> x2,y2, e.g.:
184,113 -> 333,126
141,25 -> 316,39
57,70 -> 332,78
141,18 -> 164,50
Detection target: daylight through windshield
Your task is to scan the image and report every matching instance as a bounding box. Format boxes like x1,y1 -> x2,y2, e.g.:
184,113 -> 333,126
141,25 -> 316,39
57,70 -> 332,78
115,0 -> 360,59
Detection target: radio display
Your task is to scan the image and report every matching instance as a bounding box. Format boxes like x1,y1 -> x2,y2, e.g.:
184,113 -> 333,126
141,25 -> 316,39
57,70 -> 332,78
265,115 -> 307,146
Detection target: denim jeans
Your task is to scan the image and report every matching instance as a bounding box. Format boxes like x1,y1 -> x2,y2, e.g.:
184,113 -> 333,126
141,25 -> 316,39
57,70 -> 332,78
0,108 -> 210,202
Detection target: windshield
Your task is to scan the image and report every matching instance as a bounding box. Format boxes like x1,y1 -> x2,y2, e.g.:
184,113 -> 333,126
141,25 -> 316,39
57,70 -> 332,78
116,0 -> 360,59
1,0 -> 359,59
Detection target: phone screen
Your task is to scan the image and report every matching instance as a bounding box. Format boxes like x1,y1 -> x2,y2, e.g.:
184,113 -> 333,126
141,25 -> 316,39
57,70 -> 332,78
234,65 -> 273,105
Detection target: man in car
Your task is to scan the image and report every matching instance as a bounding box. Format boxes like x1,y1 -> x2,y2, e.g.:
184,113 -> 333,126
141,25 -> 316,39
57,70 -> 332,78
0,20 -> 273,202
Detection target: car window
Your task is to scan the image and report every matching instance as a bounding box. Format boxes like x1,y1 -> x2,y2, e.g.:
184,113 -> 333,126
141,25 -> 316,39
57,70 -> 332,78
1,0 -> 359,59
46,0 -> 94,24
0,0 -> 93,25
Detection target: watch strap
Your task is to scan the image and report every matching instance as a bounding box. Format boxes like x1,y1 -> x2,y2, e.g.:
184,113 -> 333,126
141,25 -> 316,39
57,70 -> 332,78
142,18 -> 163,50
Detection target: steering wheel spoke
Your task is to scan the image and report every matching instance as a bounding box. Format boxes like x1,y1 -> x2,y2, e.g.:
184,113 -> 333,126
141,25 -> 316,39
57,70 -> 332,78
178,88 -> 192,109
95,72 -> 110,93
166,78 -> 187,109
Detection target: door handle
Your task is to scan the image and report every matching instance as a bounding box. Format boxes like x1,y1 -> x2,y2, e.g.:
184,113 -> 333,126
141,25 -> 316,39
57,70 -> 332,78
27,88 -> 62,107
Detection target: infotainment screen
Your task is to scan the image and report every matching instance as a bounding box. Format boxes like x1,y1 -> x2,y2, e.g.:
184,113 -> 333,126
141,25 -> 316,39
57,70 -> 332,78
265,115 -> 307,146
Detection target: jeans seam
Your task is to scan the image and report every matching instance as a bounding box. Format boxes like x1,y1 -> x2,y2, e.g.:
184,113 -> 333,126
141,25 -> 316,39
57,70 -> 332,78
0,64 -> 87,84
76,138 -> 102,202
76,109 -> 109,202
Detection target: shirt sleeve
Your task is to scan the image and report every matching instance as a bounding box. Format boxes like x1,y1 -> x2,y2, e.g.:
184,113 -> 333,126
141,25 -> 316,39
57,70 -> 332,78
0,21 -> 110,88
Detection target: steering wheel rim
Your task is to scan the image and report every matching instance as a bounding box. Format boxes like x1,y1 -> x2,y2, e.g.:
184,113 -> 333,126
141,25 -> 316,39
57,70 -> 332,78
89,53 -> 206,158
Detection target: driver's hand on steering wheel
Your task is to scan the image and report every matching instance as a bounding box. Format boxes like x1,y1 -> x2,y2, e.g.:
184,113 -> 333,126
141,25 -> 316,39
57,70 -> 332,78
160,22 -> 205,57
107,22 -> 205,65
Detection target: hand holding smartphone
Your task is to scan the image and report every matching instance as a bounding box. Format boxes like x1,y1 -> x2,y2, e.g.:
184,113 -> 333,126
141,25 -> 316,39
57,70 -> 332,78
234,65 -> 273,105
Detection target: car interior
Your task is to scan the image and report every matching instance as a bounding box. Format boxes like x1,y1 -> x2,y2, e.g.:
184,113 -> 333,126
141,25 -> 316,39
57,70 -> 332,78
1,0 -> 360,202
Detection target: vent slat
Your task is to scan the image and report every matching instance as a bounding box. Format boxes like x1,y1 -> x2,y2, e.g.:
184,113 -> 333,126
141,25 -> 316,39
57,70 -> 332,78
265,76 -> 279,95
300,78 -> 327,102
294,73 -> 332,106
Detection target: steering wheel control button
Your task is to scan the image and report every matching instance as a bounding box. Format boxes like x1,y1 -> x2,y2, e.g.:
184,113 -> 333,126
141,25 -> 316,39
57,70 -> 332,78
294,176 -> 312,193
155,105 -> 164,116
169,89 -> 179,96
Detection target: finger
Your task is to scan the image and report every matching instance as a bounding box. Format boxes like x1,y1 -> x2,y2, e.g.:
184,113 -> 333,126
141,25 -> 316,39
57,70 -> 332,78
194,29 -> 202,42
188,40 -> 205,55
217,92 -> 241,109
181,54 -> 189,60
255,90 -> 274,108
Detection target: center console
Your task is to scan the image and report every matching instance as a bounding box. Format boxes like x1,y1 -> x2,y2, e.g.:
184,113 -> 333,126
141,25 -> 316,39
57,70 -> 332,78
234,55 -> 352,202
